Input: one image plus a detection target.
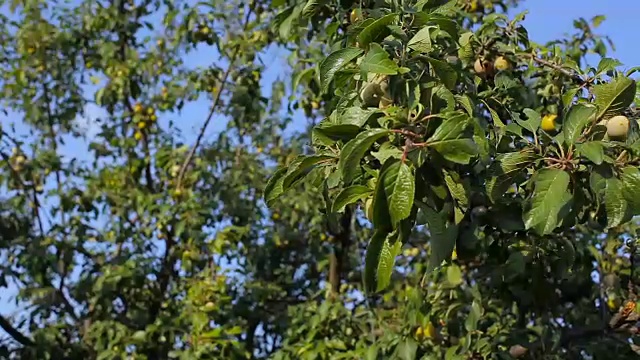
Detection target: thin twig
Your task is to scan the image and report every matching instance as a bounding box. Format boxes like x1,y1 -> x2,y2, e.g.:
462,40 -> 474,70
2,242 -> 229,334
176,10 -> 253,189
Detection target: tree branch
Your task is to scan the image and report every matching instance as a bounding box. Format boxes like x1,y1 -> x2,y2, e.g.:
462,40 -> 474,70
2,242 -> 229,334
0,314 -> 34,347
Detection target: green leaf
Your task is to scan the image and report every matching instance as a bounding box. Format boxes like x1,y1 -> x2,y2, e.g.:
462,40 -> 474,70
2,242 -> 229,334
465,300 -> 483,332
282,155 -> 336,189
576,141 -> 604,165
364,230 -> 402,293
331,185 -> 373,213
596,57 -> 622,75
427,113 -> 477,164
407,26 -> 434,53
357,13 -> 398,48
604,177 -> 630,227
513,108 -> 541,134
359,43 -> 398,75
427,56 -> 457,90
523,169 -> 572,235
593,76 -> 636,119
339,106 -> 381,126
486,149 -> 538,203
372,159 -> 415,229
339,128 -> 390,183
481,100 -> 505,128
563,104 -> 597,146
422,204 -> 458,271
387,162 -> 416,225
371,142 -> 403,163
621,166 -> 640,214
396,338 -> 418,360
264,167 -> 287,207
319,47 -> 363,93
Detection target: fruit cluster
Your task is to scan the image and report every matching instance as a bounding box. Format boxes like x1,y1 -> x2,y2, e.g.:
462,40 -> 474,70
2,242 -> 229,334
132,103 -> 157,140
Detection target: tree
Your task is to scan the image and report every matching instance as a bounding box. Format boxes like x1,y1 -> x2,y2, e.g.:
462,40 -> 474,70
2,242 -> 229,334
0,0 -> 638,359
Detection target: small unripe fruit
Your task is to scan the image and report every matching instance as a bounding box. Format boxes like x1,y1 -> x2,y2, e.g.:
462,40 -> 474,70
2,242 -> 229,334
606,115 -> 630,140
541,114 -> 557,132
360,82 -> 383,107
493,56 -> 510,71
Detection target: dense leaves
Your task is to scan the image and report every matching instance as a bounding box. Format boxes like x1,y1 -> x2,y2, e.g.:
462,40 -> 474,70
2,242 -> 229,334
2,0 -> 640,359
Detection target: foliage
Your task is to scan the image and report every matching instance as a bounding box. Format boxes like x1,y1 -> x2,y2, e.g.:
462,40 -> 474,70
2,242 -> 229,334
0,0 -> 639,359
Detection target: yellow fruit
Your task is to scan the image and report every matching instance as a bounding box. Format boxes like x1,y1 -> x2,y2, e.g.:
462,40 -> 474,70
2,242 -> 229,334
451,248 -> 458,260
311,101 -> 319,109
85,62 -> 92,69
147,107 -> 155,115
256,147 -> 263,153
134,103 -> 143,113
541,114 -> 557,132
469,1 -> 478,12
201,26 -> 210,35
607,298 -> 617,311
150,114 -> 157,122
27,47 -> 35,54
493,56 -> 510,71
320,234 -> 327,241
425,322 -> 437,338
606,115 -> 630,140
350,9 -> 360,23
473,58 -> 492,77
117,70 -> 123,77
415,326 -> 424,340
272,213 -> 280,220
134,131 -> 143,141
172,188 -> 183,199
138,121 -> 146,129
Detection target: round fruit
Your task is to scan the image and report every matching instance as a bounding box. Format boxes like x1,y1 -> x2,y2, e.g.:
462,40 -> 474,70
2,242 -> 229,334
474,58 -> 493,77
541,114 -> 557,132
134,131 -> 143,141
425,322 -> 437,338
606,115 -> 630,140
359,82 -> 383,108
493,56 -> 510,71
350,9 -> 360,23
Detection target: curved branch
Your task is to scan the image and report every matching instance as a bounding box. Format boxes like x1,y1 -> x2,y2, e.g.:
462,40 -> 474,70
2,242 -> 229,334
0,314 -> 33,347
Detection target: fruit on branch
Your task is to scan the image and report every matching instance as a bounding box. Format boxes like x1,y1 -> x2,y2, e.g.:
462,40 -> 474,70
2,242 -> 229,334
360,75 -> 390,108
541,114 -> 557,132
606,115 -> 630,140
493,56 -> 510,71
473,58 -> 493,77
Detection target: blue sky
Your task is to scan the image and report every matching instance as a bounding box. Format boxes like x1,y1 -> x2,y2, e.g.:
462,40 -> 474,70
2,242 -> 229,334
2,0 -> 640,342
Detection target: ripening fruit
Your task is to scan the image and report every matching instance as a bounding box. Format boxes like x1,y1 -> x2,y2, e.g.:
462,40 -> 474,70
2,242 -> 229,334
473,58 -> 492,77
359,82 -> 383,107
541,114 -> 557,132
606,115 -> 630,140
147,107 -> 155,115
272,212 -> 280,220
134,131 -> 143,141
350,9 -> 360,23
150,114 -> 157,122
138,121 -> 146,129
200,26 -> 210,35
134,103 -> 143,113
493,56 -> 510,71
468,0 -> 478,12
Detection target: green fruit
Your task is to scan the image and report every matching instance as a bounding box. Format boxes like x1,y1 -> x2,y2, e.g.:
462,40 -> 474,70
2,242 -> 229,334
606,115 -> 630,140
359,82 -> 383,107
